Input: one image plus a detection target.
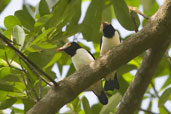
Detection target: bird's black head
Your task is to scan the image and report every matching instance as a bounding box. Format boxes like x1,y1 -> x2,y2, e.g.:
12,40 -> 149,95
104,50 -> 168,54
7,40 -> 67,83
102,22 -> 115,38
57,42 -> 81,57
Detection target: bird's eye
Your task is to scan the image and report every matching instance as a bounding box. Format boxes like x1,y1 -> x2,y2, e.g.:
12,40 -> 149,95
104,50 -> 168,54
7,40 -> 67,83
67,43 -> 71,47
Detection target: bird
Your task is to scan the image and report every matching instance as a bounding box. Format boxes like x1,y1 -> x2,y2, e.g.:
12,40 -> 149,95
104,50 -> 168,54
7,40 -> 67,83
57,42 -> 108,105
100,22 -> 120,91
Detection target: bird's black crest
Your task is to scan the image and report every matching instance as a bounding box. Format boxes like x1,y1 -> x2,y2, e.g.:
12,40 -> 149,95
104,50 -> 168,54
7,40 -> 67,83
64,42 -> 81,57
103,24 -> 115,38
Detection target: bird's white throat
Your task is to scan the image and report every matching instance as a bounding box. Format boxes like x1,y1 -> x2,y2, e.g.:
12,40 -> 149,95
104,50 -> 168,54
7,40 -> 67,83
71,48 -> 94,70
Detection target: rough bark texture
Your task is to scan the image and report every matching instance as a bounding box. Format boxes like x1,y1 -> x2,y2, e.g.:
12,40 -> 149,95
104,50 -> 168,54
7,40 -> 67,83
27,0 -> 171,114
115,42 -> 170,114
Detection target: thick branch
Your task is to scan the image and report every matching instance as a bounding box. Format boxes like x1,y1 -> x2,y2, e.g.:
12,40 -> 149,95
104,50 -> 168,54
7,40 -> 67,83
27,0 -> 171,114
115,41 -> 170,114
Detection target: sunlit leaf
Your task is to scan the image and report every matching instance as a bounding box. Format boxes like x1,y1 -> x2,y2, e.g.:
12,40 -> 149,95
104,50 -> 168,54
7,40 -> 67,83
99,93 -> 122,114
125,0 -> 140,7
28,27 -> 54,49
15,10 -> 35,31
81,0 -> 104,42
159,87 -> 171,107
82,96 -> 91,114
102,5 -> 115,22
0,97 -> 17,109
13,25 -> 25,50
46,0 -> 70,28
4,16 -> 21,29
112,0 -> 135,30
155,55 -> 170,77
23,98 -> 35,113
39,0 -> 50,16
0,83 -> 21,93
43,53 -> 62,70
91,104 -> 102,114
140,0 -> 159,16
0,0 -> 11,13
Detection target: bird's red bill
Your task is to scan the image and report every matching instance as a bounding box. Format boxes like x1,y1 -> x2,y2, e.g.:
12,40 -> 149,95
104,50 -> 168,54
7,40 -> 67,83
56,48 -> 64,52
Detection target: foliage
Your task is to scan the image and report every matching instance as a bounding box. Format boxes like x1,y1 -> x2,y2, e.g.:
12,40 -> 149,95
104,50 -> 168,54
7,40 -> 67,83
0,0 -> 170,114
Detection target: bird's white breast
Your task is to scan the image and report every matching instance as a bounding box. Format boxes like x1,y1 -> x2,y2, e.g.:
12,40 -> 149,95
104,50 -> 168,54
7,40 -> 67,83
71,48 -> 94,71
100,31 -> 120,56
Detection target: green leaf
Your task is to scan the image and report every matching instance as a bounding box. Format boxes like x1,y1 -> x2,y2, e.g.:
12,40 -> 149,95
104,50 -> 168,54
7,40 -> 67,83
0,91 -> 8,101
46,0 -> 70,28
118,75 -> 129,95
118,64 -> 137,75
37,42 -> 56,49
159,107 -> 168,114
43,53 -> 62,70
4,16 -> 21,29
81,0 -> 104,43
129,10 -> 140,30
13,25 -> 25,50
23,98 -> 35,113
129,56 -> 142,68
159,87 -> 171,107
0,0 -> 11,13
0,67 -> 11,79
147,100 -> 152,111
1,74 -> 21,82
82,96 -> 91,114
125,0 -> 140,7
28,27 -> 54,49
140,0 -> 159,16
0,97 -> 17,109
35,14 -> 52,28
122,72 -> 134,83
45,0 -> 58,8
27,48 -> 57,68
48,0 -> 81,41
15,10 -> 35,31
39,0 -> 50,16
112,0 -> 135,30
102,5 -> 115,22
11,107 -> 24,114
99,93 -> 122,114
67,97 -> 81,113
155,55 -> 170,77
0,83 -> 21,92
91,104 -> 103,114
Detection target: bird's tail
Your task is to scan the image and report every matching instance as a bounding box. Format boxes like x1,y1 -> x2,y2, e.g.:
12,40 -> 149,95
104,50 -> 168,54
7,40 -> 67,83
91,81 -> 108,105
104,72 -> 120,91
97,90 -> 108,105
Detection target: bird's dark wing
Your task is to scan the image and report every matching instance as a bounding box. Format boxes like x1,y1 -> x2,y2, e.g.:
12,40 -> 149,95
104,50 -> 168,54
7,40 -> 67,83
100,37 -> 102,50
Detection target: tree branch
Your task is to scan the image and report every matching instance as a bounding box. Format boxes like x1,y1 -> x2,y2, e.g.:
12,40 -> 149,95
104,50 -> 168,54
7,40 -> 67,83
115,41 -> 170,114
27,0 -> 171,113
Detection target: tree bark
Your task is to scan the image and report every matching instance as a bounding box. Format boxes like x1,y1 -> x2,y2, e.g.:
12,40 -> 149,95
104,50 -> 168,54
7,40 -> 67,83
27,0 -> 171,113
115,41 -> 170,114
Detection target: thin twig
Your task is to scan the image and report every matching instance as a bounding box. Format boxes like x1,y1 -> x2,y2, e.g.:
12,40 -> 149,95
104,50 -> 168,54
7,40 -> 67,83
0,33 -> 57,86
20,60 -> 40,102
39,77 -> 42,99
151,82 -> 171,114
4,51 -> 11,67
128,6 -> 149,19
130,11 -> 139,32
139,108 -> 160,114
19,58 -> 52,86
